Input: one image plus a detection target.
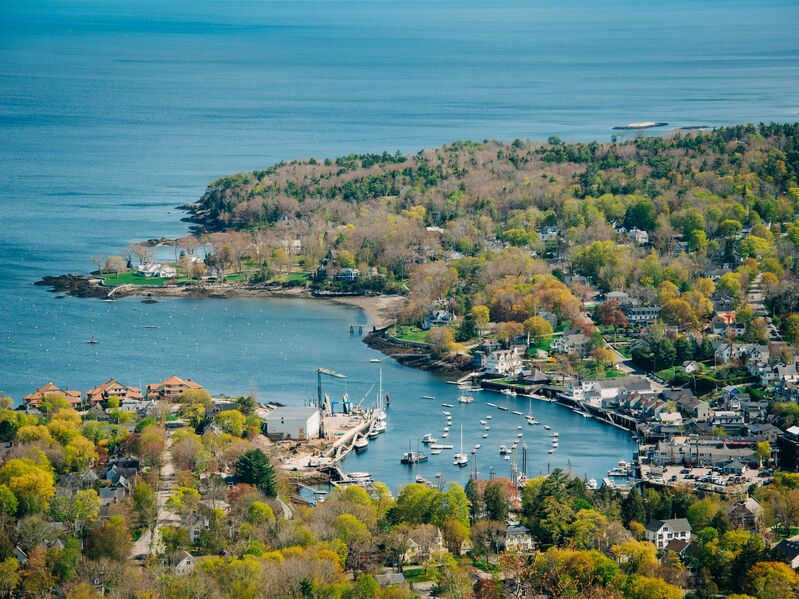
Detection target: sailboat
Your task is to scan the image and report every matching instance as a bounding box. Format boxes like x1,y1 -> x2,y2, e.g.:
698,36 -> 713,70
453,425 -> 468,467
526,397 -> 536,425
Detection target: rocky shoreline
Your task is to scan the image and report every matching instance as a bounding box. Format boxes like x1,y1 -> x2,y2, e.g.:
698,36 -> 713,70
363,330 -> 473,376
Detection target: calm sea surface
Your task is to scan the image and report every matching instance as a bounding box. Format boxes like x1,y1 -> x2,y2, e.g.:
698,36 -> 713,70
2,0 -> 798,489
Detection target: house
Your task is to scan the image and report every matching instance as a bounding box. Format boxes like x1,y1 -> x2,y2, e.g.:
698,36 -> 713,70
664,539 -> 691,559
504,525 -> 536,553
605,291 -> 632,305
564,375 -> 654,407
645,518 -> 691,550
711,410 -> 745,435
627,228 -> 649,245
484,349 -> 524,376
335,268 -> 360,281
714,342 -> 769,365
146,375 -> 204,401
625,305 -> 661,326
422,310 -> 456,330
23,382 -> 81,408
773,535 -> 799,570
375,573 -> 408,589
169,550 -> 196,575
651,436 -> 757,467
136,263 -> 176,278
264,406 -> 320,441
710,312 -> 741,337
726,497 -> 763,532
85,378 -> 143,404
759,363 -> 799,388
550,331 -> 591,356
677,396 -> 710,422
777,426 -> 799,472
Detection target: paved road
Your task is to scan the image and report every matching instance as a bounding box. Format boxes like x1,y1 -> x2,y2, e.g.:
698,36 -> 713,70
745,273 -> 782,342
130,407 -> 179,560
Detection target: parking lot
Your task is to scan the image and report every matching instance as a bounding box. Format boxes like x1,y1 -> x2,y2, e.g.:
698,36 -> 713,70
640,463 -> 768,494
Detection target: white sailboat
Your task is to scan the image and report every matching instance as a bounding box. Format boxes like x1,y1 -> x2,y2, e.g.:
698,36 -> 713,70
453,425 -> 468,467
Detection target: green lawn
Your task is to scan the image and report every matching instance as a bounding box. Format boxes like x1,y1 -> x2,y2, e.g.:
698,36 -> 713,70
100,271 -> 190,286
389,325 -> 429,344
655,366 -> 684,382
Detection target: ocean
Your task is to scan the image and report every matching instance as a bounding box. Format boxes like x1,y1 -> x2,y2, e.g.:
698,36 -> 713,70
1,0 -> 797,489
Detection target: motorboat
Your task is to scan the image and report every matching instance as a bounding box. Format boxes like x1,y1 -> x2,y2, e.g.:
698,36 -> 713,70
548,448 -> 556,454
421,433 -> 437,444
458,395 -> 474,404
479,420 -> 486,425
544,425 -> 551,430
442,433 -> 448,438
401,448 -> 428,465
370,358 -> 381,363
484,426 -> 490,431
486,403 -> 497,408
517,426 -> 522,430
86,336 -> 100,344
501,388 -> 516,396
499,445 -> 509,455
373,420 -> 387,434
486,415 -> 492,419
517,432 -> 523,437
482,432 -> 489,438
587,479 -> 598,490
504,455 -> 510,460
422,395 -> 435,400
497,406 -> 508,411
442,411 -> 451,416
474,443 -> 481,449
442,403 -> 454,408
354,436 -> 369,452
512,411 -> 523,416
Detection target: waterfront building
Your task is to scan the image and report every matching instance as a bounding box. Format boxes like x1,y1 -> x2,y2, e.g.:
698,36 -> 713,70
146,375 -> 204,401
335,267 -> 360,281
135,263 -> 176,278
264,406 -> 320,440
550,331 -> 591,356
23,382 -> 81,408
650,435 -> 757,467
484,348 -> 523,376
85,378 -> 143,403
422,309 -> 456,330
645,518 -> 691,550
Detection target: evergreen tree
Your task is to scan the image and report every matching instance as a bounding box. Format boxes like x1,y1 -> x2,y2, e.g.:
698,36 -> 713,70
234,449 -> 277,497
621,488 -> 646,525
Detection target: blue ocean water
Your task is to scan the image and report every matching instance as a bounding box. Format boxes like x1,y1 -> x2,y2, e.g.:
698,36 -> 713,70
2,0 -> 798,488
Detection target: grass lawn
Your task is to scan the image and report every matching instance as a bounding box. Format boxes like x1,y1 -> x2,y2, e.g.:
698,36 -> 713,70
271,271 -> 312,283
655,366 -> 684,382
389,325 -> 430,344
403,567 -> 434,582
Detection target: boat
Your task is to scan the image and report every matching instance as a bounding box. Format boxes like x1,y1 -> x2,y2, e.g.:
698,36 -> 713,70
484,426 -> 490,431
442,403 -> 454,408
552,432 -> 559,437
401,440 -> 428,465
504,455 -> 510,460
458,395 -> 474,404
422,395 -> 435,400
486,403 -> 497,408
453,426 -> 468,467
526,417 -> 535,425
548,449 -> 555,454
517,432 -> 523,437
613,121 -> 669,130
482,432 -> 489,438
474,443 -> 481,449
374,420 -> 387,434
517,426 -> 522,430
497,406 -> 508,411
512,410 -> 524,416
430,449 -> 442,455
443,427 -> 449,432
587,479 -> 598,490
421,433 -> 437,444
368,428 -> 380,440
369,358 -> 381,363
499,445 -> 509,455
442,411 -> 451,416
354,436 -> 369,452
544,425 -> 551,430
479,420 -> 486,425
86,336 -> 100,344
345,472 -> 373,487
442,433 -> 448,438
430,444 -> 453,449
501,388 -> 517,396
143,325 -> 159,329
486,415 -> 492,420
415,474 -> 434,487
552,441 -> 558,447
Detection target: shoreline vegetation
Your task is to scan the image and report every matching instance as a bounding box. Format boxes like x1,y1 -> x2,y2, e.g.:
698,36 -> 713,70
39,123 -> 799,384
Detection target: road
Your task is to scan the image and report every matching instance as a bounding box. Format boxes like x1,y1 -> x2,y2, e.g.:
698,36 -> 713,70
130,406 -> 180,561
745,273 -> 781,342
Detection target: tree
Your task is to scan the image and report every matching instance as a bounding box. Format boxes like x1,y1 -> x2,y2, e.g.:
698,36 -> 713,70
132,480 -> 157,532
624,198 -> 658,231
216,410 -> 245,437
483,480 -> 509,522
441,518 -> 469,556
569,508 -> 609,550
64,435 -> 97,472
596,300 -> 628,336
471,305 -> 490,335
660,298 -> 698,330
0,459 -> 55,515
234,449 -> 277,497
625,575 -> 682,599
756,441 -> 771,467
523,316 -> 553,345
611,539 -> 658,575
0,557 -> 20,596
428,326 -> 455,357
85,516 -> 132,562
745,561 -> 799,599
49,489 -> 100,535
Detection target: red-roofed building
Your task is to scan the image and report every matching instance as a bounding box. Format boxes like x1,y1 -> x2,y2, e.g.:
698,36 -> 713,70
85,379 -> 143,404
146,376 -> 204,401
23,382 -> 81,407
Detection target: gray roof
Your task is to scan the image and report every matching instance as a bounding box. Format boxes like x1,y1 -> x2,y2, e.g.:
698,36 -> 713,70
267,406 -> 319,420
774,538 -> 799,561
646,518 -> 691,534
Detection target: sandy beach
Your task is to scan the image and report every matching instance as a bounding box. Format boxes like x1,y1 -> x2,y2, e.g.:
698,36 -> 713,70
328,294 -> 406,329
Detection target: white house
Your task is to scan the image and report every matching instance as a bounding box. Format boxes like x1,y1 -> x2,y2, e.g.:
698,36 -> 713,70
422,310 -> 456,330
169,550 -> 196,575
264,406 -> 321,440
335,268 -> 360,281
645,518 -> 691,549
627,228 -> 649,245
484,349 -> 523,376
136,263 -> 176,278
504,525 -> 536,553
550,332 -> 591,356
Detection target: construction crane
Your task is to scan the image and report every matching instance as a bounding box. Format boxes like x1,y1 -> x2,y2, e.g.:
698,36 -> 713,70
315,368 -> 346,415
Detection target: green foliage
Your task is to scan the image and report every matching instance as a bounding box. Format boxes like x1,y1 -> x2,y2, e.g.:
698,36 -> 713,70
234,449 -> 277,497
